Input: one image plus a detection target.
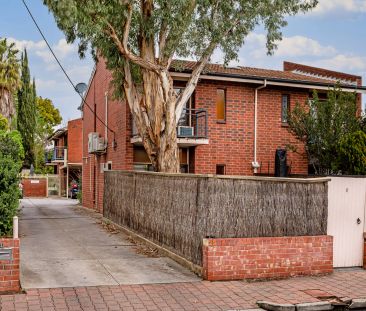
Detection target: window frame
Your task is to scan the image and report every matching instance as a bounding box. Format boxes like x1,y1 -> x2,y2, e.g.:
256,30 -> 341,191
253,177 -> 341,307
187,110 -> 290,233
281,94 -> 290,125
216,88 -> 226,123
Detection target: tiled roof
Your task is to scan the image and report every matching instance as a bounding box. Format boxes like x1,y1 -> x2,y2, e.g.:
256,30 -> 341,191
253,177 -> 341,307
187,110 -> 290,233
170,60 -> 343,86
47,127 -> 67,141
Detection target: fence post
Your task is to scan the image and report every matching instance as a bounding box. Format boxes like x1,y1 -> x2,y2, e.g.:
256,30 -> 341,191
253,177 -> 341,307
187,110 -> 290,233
13,216 -> 18,239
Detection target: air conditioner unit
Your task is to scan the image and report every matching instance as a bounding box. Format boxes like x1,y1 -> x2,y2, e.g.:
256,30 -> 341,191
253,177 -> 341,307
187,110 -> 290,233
95,137 -> 107,152
88,132 -> 99,153
178,126 -> 194,137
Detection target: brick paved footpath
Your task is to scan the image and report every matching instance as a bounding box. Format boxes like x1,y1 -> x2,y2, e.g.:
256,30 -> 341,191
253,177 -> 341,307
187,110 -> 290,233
1,269 -> 366,311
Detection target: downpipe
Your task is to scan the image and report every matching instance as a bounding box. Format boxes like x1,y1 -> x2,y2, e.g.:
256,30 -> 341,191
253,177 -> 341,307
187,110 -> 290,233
252,80 -> 267,174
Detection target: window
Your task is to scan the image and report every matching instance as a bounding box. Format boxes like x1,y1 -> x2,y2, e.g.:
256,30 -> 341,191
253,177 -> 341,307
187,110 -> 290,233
216,89 -> 226,122
216,164 -> 226,175
281,94 -> 290,124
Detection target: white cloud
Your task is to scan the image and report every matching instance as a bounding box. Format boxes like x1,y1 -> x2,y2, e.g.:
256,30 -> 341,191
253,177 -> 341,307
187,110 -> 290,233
275,36 -> 337,57
310,54 -> 366,73
7,37 -> 76,65
7,36 -> 93,121
244,33 -> 337,59
54,39 -> 76,58
7,37 -> 46,52
35,39 -> 76,63
313,0 -> 366,14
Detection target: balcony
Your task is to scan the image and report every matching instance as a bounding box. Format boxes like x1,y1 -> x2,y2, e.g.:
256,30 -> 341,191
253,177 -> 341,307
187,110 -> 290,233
45,147 -> 67,165
131,108 -> 209,147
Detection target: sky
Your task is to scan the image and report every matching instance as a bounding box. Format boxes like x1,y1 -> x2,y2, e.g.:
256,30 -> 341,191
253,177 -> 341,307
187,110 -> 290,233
0,0 -> 365,123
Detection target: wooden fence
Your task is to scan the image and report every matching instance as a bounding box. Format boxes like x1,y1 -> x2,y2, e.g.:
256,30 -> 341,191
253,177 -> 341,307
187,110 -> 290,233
104,171 -> 329,266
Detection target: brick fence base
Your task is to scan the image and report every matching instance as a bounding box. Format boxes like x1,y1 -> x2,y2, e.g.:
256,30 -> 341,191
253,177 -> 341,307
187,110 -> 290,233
202,235 -> 333,281
0,238 -> 20,293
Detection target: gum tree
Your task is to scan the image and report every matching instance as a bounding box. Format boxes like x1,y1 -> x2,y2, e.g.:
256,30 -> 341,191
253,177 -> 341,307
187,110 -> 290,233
44,0 -> 317,172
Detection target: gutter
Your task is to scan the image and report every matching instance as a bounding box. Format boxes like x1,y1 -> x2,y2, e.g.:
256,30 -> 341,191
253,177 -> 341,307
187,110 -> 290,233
252,80 -> 267,173
170,71 -> 366,94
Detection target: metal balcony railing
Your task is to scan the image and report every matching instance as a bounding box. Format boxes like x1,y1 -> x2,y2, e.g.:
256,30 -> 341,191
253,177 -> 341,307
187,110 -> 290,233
45,147 -> 67,163
177,108 -> 208,139
132,108 -> 208,139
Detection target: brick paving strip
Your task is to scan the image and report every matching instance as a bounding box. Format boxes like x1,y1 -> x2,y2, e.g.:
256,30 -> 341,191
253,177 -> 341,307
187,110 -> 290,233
1,269 -> 366,310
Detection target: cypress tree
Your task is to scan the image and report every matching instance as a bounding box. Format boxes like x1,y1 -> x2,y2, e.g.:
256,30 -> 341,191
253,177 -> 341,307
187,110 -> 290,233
17,49 -> 37,168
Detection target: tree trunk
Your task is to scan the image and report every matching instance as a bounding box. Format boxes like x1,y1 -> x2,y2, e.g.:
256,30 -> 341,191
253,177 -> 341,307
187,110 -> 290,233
0,87 -> 15,124
123,62 -> 180,173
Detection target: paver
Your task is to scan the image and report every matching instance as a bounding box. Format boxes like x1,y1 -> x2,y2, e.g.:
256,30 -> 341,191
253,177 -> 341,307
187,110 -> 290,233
1,270 -> 366,310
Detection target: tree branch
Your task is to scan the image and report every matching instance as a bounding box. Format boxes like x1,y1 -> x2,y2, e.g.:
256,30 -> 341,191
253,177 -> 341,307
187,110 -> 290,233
174,17 -> 242,123
159,0 -> 196,68
105,5 -> 162,73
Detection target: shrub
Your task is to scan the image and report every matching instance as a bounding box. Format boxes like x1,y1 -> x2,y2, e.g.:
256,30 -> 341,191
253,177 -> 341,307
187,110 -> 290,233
0,130 -> 23,236
287,87 -> 361,174
77,176 -> 82,204
0,155 -> 21,235
338,131 -> 366,175
0,114 -> 9,130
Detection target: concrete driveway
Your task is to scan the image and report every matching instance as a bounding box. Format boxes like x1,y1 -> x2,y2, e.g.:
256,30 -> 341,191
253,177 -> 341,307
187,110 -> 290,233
19,198 -> 198,289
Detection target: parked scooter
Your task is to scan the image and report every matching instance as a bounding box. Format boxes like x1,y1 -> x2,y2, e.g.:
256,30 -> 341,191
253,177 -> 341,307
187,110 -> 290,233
69,181 -> 79,199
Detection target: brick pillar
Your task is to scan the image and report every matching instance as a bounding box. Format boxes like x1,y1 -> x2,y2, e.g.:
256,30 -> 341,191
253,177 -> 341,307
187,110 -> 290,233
0,238 -> 20,293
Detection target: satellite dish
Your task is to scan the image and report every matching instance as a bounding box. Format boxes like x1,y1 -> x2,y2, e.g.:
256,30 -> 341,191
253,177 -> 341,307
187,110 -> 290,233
75,82 -> 87,96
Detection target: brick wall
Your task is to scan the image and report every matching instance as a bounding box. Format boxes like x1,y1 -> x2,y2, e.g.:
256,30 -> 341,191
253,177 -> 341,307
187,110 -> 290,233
202,236 -> 333,281
22,178 -> 47,197
82,59 -> 360,212
194,81 -> 308,175
0,238 -> 20,293
82,59 -> 133,212
67,118 -> 83,164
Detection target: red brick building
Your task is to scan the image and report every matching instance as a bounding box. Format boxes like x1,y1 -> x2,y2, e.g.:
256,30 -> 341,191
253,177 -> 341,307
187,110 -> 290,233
81,59 -> 365,211
47,118 -> 82,197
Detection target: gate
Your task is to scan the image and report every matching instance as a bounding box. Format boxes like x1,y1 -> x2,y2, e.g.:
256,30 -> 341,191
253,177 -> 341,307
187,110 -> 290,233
47,174 -> 61,196
327,177 -> 366,267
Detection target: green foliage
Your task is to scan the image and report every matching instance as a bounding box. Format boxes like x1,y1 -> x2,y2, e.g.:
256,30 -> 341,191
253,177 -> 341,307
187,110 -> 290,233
36,97 -> 62,138
0,130 -> 23,236
0,130 -> 25,163
43,0 -> 317,99
287,86 -> 362,175
0,38 -> 20,92
0,114 -> 8,130
17,50 -> 37,168
0,156 -> 21,236
34,97 -> 62,173
77,176 -> 82,204
44,0 -> 317,172
338,131 -> 366,175
0,38 -> 21,122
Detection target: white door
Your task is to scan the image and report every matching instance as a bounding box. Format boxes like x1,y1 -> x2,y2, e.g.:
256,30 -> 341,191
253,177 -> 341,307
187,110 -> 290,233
327,177 -> 366,267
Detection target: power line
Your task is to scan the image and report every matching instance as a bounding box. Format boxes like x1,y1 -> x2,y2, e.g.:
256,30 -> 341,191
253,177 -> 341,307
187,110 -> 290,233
21,0 -> 115,135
